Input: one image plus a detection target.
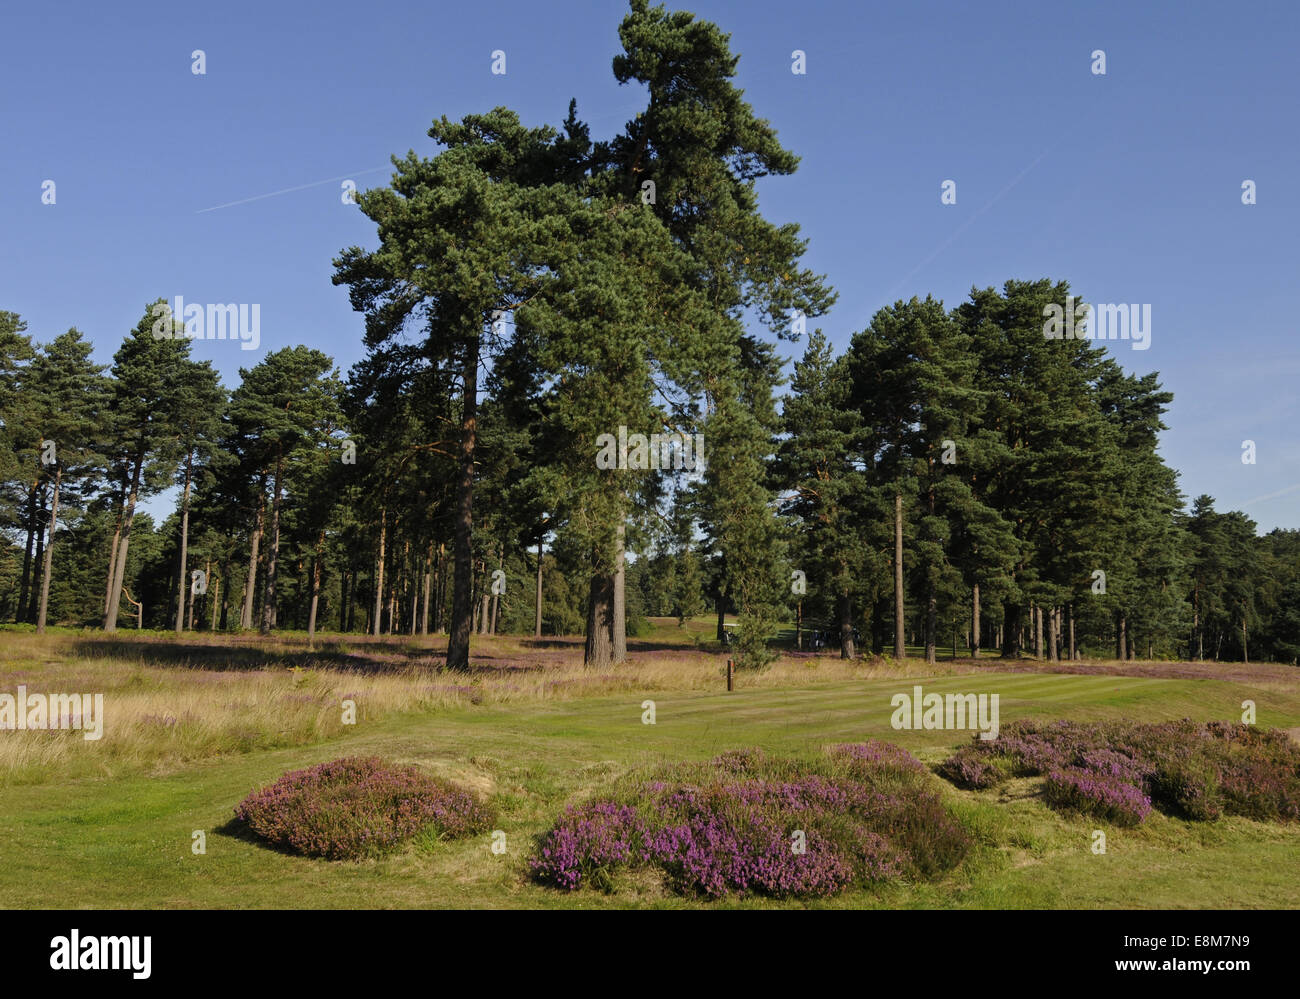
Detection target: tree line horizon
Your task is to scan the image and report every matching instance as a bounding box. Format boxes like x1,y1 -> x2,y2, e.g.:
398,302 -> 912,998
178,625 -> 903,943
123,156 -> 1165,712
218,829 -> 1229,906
2,1 -> 1296,667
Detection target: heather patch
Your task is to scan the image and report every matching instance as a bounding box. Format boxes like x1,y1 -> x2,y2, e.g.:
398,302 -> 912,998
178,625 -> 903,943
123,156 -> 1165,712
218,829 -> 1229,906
937,746 -> 1005,789
529,743 -> 968,898
1043,768 -> 1152,826
234,756 -> 494,860
829,739 -> 928,775
938,719 -> 1300,826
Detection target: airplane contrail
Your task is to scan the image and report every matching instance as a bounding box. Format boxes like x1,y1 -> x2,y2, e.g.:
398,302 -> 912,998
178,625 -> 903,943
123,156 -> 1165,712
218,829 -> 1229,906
195,166 -> 391,214
882,145 -> 1056,303
1242,482 -> 1300,506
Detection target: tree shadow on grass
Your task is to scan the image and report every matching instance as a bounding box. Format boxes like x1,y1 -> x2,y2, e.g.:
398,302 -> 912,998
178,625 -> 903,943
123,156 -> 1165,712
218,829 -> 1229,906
68,638 -> 442,675
212,815 -> 313,860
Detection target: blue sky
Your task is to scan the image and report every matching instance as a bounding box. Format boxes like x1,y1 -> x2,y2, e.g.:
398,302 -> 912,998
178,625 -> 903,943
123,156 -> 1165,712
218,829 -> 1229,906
2,0 -> 1297,529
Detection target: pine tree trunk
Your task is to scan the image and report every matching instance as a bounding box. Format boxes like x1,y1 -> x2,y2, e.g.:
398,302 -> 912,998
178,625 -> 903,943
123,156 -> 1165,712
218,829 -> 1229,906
175,454 -> 194,634
400,541 -> 410,634
17,481 -> 38,623
534,530 -> 543,638
871,596 -> 886,654
613,520 -> 627,663
421,542 -> 432,636
971,584 -> 981,659
584,571 -> 615,669
838,591 -> 856,659
1068,603 -> 1077,660
435,544 -> 446,633
35,466 -> 61,634
104,453 -> 144,632
307,530 -> 325,642
372,512 -> 386,637
446,333 -> 479,671
1033,604 -> 1043,658
1242,603 -> 1249,663
924,580 -> 937,665
1048,606 -> 1059,662
241,489 -> 265,630
27,518 -> 45,623
1192,581 -> 1201,661
188,558 -> 204,631
100,494 -> 124,621
893,492 -> 905,659
259,451 -> 284,635
340,572 -> 351,632
1001,603 -> 1022,658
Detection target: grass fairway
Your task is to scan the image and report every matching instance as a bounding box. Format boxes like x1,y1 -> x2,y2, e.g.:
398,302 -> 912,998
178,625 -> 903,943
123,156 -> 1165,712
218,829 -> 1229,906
1,623 -> 1298,909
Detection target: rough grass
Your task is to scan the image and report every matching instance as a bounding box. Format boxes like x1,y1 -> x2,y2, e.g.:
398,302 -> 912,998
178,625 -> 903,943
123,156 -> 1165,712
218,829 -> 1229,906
0,623 -> 1001,785
0,619 -> 1297,908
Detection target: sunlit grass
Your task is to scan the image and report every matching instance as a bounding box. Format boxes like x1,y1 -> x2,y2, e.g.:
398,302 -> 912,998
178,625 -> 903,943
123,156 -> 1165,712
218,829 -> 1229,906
0,623 -> 986,785
0,621 -> 1296,908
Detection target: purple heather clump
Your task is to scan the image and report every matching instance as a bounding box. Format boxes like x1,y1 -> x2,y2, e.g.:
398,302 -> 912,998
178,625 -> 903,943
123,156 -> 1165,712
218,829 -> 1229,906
943,717 -> 1300,827
528,801 -> 650,891
1219,756 -> 1300,822
1077,748 -> 1148,783
529,742 -> 970,898
1043,767 -> 1152,826
937,746 -> 1002,789
710,748 -> 768,775
647,809 -> 853,899
850,831 -> 907,882
831,740 -> 927,774
234,757 -> 493,860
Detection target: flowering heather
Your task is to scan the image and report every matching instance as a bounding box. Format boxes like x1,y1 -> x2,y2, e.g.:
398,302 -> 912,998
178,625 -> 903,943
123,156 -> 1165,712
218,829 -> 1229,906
710,748 -> 769,776
647,804 -> 854,899
235,757 -> 494,860
830,740 -> 928,774
1219,756 -> 1300,822
529,743 -> 967,899
1043,768 -> 1152,826
937,746 -> 1003,789
528,802 -> 650,891
937,718 -> 1300,826
1078,748 -> 1148,783
1148,757 -> 1223,821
